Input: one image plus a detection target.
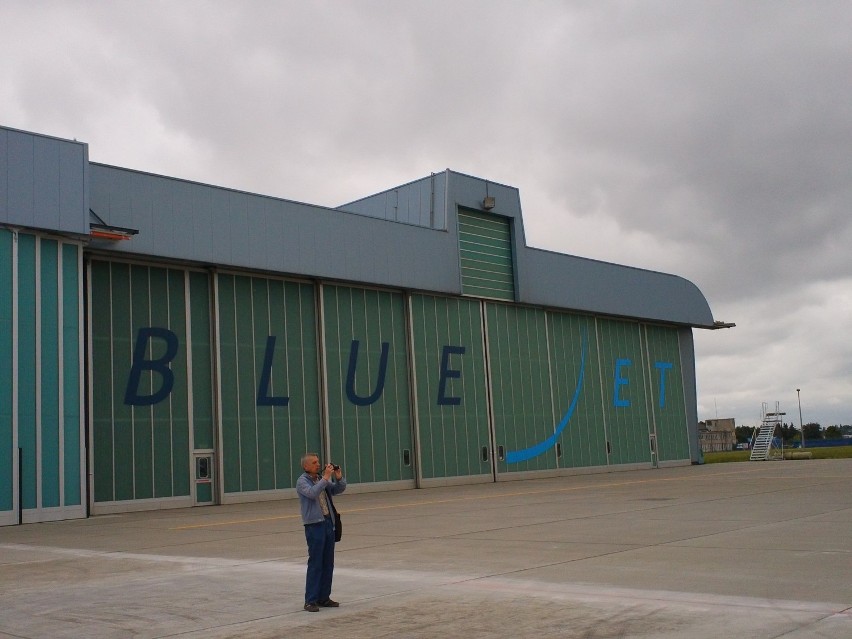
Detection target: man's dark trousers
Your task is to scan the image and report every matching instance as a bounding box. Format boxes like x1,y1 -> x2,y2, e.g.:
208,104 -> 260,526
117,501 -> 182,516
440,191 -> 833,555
305,516 -> 335,604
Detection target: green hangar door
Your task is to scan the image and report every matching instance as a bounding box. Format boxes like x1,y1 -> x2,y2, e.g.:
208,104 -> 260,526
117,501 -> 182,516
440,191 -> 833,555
215,274 -> 321,501
409,295 -> 491,485
546,312 -> 608,471
643,324 -> 690,464
486,303 -> 559,476
323,285 -> 414,487
89,261 -> 214,512
597,318 -> 653,467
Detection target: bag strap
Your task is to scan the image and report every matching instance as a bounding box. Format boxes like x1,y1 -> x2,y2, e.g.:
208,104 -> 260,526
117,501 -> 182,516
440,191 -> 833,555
325,486 -> 337,517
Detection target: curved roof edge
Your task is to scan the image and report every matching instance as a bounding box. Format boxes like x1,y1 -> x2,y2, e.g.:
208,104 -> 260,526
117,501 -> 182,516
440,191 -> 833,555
519,247 -> 716,328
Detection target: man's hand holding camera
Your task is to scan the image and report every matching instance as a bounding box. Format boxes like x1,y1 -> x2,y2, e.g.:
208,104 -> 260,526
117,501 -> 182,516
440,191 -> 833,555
322,463 -> 342,481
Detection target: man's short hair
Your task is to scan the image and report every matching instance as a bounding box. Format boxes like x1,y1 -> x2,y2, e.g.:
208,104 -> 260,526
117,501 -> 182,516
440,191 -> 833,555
301,452 -> 319,467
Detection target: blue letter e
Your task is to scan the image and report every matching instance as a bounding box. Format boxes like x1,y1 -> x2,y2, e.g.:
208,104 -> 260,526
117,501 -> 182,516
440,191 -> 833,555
613,358 -> 632,408
437,345 -> 466,405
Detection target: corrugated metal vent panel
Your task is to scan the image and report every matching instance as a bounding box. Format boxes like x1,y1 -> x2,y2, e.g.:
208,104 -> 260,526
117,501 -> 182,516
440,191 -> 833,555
458,209 -> 515,301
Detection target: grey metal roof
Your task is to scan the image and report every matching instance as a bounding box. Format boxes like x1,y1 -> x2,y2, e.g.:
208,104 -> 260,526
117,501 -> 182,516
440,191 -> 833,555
0,123 -> 714,328
87,164 -> 715,327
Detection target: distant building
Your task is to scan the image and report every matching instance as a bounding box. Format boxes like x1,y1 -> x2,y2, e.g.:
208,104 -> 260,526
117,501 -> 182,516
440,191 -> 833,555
699,418 -> 737,452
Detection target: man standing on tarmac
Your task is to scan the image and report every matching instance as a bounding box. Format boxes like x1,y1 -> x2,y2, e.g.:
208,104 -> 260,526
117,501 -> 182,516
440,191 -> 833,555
297,452 -> 346,612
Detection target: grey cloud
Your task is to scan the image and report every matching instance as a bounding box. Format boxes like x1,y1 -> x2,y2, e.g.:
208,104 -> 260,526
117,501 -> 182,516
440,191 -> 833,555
2,0 -> 850,427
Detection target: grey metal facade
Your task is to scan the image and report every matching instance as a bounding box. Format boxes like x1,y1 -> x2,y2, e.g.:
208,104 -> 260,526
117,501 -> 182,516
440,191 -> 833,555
0,127 -> 89,237
88,164 -> 714,328
1,124 -> 719,525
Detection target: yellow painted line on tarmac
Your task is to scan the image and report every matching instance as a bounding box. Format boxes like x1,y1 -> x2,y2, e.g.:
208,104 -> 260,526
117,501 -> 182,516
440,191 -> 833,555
171,466 -> 766,530
173,513 -> 303,529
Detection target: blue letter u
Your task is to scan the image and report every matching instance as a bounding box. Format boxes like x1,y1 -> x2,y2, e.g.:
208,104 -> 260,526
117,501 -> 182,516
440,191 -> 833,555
345,339 -> 389,406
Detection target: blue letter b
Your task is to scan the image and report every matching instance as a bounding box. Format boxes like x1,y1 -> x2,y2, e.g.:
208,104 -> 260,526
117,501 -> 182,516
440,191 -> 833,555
124,327 -> 179,406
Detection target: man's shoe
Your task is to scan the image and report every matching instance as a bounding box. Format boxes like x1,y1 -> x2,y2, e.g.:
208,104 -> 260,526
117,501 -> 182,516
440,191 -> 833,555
318,599 -> 339,607
304,602 -> 320,612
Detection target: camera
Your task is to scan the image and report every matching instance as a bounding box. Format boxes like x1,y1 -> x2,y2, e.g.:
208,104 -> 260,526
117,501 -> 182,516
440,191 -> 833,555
331,464 -> 340,471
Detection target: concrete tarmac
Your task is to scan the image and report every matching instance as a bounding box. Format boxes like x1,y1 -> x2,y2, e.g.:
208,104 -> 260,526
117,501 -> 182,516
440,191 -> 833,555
2,459 -> 851,638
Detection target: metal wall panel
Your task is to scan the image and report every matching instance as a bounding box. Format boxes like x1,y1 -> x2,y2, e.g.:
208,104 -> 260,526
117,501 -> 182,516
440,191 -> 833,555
643,324 -> 690,462
89,260 -> 196,506
546,312 -> 609,469
596,318 -> 652,465
33,138 -> 61,231
89,262 -> 113,503
130,265 -> 153,499
486,303 -> 557,473
5,132 -> 35,225
216,274 -> 321,495
338,172 -> 448,229
62,245 -> 82,506
188,272 -> 214,451
0,127 -> 89,235
0,229 -> 13,514
322,285 -> 413,485
677,328 -> 702,463
0,130 -> 7,219
39,240 -> 60,507
459,210 -> 515,301
17,234 -> 37,509
409,294 -> 490,480
0,231 -> 84,525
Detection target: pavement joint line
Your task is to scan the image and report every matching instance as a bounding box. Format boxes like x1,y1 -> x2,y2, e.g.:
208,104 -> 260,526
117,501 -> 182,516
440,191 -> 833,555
170,512 -> 302,529
169,467 -> 768,530
8,541 -> 844,622
0,543 -> 256,567
446,576 -> 850,615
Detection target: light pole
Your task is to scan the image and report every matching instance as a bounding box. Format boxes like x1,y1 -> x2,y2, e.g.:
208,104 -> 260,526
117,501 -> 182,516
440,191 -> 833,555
797,388 -> 805,449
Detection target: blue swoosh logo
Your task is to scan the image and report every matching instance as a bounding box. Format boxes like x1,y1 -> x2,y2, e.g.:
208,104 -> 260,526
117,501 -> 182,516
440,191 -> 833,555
505,330 -> 587,463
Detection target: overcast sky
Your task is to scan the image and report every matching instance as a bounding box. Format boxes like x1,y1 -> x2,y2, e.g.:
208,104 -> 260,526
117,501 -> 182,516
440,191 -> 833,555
3,1 -> 850,429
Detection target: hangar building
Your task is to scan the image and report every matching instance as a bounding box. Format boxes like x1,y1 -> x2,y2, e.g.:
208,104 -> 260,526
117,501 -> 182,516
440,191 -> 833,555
0,125 -> 722,526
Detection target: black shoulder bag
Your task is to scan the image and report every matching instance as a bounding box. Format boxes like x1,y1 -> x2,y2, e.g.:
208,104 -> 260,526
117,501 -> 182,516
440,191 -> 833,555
325,489 -> 342,542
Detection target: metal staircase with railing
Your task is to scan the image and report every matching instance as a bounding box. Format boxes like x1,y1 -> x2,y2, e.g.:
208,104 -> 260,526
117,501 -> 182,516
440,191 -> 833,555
750,403 -> 785,461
